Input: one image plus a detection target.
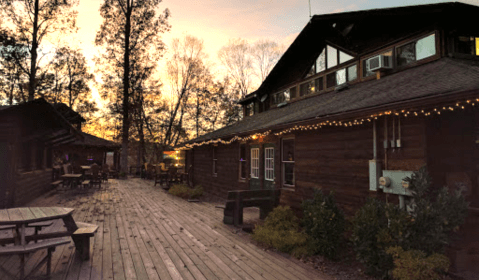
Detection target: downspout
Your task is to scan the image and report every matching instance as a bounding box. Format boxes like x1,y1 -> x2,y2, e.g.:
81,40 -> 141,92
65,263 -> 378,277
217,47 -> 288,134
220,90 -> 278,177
384,116 -> 388,170
373,120 -> 377,160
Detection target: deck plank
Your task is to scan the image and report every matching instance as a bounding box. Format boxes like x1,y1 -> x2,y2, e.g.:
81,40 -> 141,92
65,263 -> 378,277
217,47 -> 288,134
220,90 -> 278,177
0,178 -> 331,280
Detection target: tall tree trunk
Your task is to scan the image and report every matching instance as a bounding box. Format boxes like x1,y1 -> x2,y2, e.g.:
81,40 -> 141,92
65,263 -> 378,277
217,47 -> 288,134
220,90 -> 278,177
120,2 -> 132,174
28,0 -> 40,101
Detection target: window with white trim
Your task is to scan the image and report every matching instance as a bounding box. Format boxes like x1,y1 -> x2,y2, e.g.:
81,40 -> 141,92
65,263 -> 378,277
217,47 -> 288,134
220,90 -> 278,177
251,148 -> 259,179
282,139 -> 295,187
264,147 -> 274,181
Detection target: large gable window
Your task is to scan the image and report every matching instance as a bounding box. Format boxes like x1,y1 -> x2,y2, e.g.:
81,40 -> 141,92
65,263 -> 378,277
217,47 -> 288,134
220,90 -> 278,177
309,45 -> 355,76
397,33 -> 436,67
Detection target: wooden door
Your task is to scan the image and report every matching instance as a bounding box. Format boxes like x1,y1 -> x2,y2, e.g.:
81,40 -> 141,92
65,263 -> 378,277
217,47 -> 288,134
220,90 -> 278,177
249,146 -> 260,190
263,144 -> 275,190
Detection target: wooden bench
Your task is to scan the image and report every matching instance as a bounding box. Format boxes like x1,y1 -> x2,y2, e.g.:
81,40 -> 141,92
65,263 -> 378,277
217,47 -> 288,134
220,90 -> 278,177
223,189 -> 281,226
71,221 -> 98,260
81,180 -> 90,188
0,237 -> 70,280
51,180 -> 63,188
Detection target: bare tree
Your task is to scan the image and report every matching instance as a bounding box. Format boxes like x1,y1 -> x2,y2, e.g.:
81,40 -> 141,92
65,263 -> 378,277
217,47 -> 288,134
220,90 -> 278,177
218,38 -> 253,99
165,35 -> 207,146
0,0 -> 78,101
96,0 -> 170,173
252,39 -> 283,82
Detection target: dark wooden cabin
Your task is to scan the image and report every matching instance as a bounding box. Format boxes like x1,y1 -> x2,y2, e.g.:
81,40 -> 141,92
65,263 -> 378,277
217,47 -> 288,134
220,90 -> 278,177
180,2 -> 479,275
0,99 -> 81,208
52,103 -> 121,169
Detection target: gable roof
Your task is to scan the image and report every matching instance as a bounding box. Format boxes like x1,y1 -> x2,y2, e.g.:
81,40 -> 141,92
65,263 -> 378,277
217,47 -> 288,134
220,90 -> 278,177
186,58 -> 479,144
0,98 -> 83,146
69,132 -> 120,150
242,2 -> 479,102
52,103 -> 86,124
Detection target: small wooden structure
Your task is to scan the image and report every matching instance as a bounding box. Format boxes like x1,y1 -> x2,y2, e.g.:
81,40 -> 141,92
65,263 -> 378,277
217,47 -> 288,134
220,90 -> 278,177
0,99 -> 82,208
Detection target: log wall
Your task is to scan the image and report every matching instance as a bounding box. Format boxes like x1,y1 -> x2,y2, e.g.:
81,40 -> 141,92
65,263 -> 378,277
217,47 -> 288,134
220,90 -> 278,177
14,169 -> 52,207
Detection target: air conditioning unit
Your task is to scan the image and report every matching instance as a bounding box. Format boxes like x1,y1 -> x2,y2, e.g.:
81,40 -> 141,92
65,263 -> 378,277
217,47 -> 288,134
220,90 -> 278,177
367,55 -> 392,72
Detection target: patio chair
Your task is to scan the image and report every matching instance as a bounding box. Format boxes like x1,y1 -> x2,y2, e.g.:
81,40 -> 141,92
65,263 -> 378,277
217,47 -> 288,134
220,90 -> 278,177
101,164 -> 109,182
90,164 -> 102,188
154,165 -> 168,187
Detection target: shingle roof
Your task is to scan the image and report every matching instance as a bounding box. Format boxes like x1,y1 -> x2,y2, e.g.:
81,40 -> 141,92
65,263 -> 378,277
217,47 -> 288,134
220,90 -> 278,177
69,132 -> 120,150
187,58 -> 479,144
242,2 -> 479,102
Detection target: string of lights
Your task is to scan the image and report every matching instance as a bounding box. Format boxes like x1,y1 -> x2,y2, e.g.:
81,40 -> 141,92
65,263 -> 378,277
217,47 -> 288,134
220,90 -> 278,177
177,98 -> 478,150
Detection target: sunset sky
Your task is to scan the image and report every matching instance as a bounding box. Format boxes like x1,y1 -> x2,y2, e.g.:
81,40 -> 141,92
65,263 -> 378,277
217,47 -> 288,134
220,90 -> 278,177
69,0 -> 476,105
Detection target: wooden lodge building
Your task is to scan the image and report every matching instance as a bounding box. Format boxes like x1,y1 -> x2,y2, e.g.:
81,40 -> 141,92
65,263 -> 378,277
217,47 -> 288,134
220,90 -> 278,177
180,2 -> 479,274
53,103 -> 121,169
0,99 -> 82,208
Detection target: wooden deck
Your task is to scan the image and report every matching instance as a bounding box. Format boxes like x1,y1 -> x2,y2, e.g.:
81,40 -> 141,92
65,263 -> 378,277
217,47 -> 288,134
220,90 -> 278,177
0,178 -> 331,280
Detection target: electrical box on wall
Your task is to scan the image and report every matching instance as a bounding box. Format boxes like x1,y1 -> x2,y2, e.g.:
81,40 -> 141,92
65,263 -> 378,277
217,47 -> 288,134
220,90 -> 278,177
369,160 -> 382,191
380,170 -> 414,196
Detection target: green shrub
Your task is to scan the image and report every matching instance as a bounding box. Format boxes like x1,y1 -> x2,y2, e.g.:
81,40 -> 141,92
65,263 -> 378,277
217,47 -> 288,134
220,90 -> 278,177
189,185 -> 204,199
351,167 -> 468,278
350,199 -> 407,278
169,184 -> 190,199
402,166 -> 469,254
253,206 -> 308,254
302,189 -> 345,260
386,246 -> 449,280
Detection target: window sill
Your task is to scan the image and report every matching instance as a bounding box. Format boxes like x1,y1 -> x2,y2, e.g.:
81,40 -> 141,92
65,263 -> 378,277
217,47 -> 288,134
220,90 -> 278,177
238,178 -> 247,183
212,173 -> 217,178
281,186 -> 295,192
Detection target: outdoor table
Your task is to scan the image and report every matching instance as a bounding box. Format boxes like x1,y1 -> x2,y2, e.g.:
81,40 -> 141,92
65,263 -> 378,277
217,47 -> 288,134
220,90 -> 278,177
0,207 -> 76,246
0,207 -> 85,279
61,174 -> 82,188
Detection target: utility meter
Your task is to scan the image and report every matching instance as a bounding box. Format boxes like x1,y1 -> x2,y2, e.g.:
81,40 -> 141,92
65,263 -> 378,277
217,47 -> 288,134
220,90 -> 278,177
379,177 -> 391,188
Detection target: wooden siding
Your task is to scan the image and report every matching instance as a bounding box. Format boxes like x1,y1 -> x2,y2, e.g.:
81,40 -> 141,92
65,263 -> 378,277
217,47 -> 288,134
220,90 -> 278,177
279,116 -> 427,215
192,143 -> 249,198
14,169 -> 52,207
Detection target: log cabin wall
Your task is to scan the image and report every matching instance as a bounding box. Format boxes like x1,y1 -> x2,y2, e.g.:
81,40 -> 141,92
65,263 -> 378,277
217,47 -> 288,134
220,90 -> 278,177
0,113 -> 19,208
192,142 -> 249,198
281,115 -> 427,216
14,169 -> 52,207
425,108 -> 479,274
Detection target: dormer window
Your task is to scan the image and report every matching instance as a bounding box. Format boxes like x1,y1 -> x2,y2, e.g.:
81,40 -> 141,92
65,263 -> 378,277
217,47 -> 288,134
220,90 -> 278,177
397,33 -> 436,67
271,88 -> 292,105
245,102 -> 254,116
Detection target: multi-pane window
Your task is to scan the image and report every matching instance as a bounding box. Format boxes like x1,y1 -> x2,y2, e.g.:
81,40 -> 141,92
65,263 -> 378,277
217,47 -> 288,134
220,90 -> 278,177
250,148 -> 259,179
326,64 -> 358,88
282,139 -> 295,187
396,33 -> 436,67
457,36 -> 479,56
312,45 -> 354,75
264,147 -> 274,181
239,144 -> 247,179
213,146 -> 217,175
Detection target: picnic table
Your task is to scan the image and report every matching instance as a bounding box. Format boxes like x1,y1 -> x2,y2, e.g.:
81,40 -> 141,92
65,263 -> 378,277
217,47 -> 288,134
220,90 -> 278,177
61,173 -> 82,188
0,207 -> 98,279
